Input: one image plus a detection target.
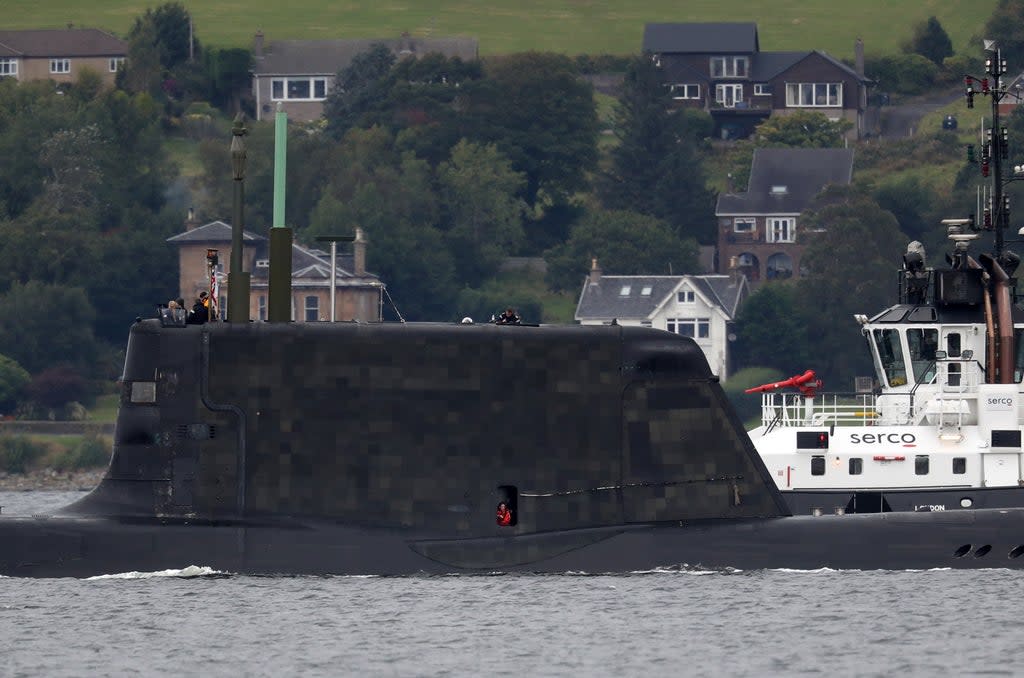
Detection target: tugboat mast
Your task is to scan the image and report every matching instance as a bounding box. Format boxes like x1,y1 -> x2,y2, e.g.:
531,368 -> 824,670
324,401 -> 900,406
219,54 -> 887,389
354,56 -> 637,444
966,44 -> 1011,257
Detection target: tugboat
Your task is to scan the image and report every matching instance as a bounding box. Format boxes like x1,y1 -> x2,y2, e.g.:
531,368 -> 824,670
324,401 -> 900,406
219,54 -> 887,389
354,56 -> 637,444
749,48 -> 1024,515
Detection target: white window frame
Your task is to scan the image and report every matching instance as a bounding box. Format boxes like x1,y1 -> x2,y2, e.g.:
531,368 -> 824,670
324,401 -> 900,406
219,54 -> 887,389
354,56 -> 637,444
0,58 -> 17,76
734,218 -> 755,233
667,317 -> 711,339
677,290 -> 695,304
50,58 -> 70,74
753,83 -> 771,96
108,57 -> 124,73
304,295 -> 319,322
785,82 -> 842,108
715,84 -> 743,108
271,77 -> 329,101
670,83 -> 700,100
768,218 -> 796,243
710,56 -> 748,78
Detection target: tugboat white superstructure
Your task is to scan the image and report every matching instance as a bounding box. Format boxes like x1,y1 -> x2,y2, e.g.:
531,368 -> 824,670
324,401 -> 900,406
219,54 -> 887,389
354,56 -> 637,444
750,50 -> 1024,515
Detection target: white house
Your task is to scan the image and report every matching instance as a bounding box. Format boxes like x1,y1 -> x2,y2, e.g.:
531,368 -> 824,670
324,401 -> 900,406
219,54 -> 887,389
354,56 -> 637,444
574,260 -> 748,381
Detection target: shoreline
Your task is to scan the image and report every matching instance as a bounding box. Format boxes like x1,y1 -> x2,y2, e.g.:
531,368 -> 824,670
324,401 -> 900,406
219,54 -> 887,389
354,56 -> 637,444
0,469 -> 105,492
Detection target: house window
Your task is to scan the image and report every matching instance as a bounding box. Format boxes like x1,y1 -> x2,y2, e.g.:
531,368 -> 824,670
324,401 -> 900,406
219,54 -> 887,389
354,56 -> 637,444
50,59 -> 70,74
255,259 -> 269,268
715,84 -> 743,108
785,82 -> 842,108
710,56 -> 748,78
0,58 -> 17,76
754,83 -> 772,95
619,285 -> 631,296
767,218 -> 795,243
671,84 -> 700,100
271,77 -> 329,101
766,253 -> 793,279
108,57 -> 125,72
677,290 -> 695,303
734,218 -> 755,233
304,295 -> 319,321
258,295 -> 267,321
667,318 -> 710,339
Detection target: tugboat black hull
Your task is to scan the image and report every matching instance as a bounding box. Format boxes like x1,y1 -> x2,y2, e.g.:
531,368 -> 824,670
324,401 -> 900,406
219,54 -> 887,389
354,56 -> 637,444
2,509 -> 1023,577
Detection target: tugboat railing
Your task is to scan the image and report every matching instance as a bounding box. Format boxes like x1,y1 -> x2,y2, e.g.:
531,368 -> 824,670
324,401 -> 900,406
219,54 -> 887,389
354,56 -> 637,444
758,392 -> 880,427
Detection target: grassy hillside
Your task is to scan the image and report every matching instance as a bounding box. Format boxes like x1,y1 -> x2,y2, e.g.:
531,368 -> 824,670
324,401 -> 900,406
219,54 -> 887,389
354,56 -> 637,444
8,0 -> 996,59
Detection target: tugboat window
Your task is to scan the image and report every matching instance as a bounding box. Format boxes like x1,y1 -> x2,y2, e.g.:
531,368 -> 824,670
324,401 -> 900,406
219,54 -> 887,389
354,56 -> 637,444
811,456 -> 825,475
953,457 -> 966,474
849,457 -> 863,475
946,333 -> 961,357
907,328 -> 938,384
915,455 -> 929,475
873,329 -> 908,386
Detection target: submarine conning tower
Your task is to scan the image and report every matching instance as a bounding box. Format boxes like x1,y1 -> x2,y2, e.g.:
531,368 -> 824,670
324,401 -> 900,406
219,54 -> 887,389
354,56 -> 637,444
67,320 -> 788,534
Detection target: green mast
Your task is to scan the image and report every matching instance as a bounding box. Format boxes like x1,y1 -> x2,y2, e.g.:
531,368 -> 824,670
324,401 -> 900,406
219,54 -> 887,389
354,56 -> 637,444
268,102 -> 293,322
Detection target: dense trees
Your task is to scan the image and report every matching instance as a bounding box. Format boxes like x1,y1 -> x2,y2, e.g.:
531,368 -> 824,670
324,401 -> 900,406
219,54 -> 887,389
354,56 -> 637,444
904,17 -> 954,66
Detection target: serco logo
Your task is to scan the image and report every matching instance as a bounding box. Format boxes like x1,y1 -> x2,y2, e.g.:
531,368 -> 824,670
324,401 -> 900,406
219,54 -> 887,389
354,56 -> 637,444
849,433 -> 917,446
986,397 -> 1015,410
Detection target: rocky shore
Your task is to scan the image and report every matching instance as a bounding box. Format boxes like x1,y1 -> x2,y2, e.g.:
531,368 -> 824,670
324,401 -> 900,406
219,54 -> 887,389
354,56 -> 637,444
0,468 -> 105,492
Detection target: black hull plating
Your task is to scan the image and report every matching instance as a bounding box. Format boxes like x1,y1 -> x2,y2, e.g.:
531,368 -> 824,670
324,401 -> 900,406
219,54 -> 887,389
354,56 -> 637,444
2,509 -> 1024,577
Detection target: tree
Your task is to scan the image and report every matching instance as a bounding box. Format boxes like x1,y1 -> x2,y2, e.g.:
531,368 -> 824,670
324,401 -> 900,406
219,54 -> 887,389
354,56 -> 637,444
984,0 -> 1024,69
437,140 -> 526,286
0,354 -> 29,413
0,282 -> 99,375
598,56 -> 716,243
733,283 -> 814,376
905,16 -> 954,66
545,209 -> 700,292
796,186 -> 909,387
754,110 -> 852,147
323,44 -> 396,139
466,52 -> 599,207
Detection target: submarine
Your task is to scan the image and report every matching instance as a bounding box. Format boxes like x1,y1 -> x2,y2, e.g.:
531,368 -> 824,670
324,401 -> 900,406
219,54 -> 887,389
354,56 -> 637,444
6,53 -> 1024,578
4,318 -> 1024,577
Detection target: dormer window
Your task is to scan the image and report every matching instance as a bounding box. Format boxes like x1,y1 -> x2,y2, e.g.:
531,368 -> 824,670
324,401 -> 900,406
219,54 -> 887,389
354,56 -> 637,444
771,185 -> 788,195
620,285 -> 631,296
255,259 -> 270,268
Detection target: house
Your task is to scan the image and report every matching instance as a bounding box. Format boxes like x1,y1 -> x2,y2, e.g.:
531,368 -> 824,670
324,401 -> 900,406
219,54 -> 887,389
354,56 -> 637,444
715,147 -> 854,285
0,28 -> 127,87
250,31 -> 479,122
575,260 -> 748,381
642,23 -> 870,140
167,212 -> 384,322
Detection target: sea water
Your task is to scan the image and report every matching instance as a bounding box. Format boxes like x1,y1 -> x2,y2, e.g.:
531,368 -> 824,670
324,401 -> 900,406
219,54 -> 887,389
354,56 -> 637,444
0,491 -> 1020,677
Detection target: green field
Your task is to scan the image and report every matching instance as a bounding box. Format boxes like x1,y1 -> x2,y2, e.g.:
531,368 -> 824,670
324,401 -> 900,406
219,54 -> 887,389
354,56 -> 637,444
6,0 -> 997,59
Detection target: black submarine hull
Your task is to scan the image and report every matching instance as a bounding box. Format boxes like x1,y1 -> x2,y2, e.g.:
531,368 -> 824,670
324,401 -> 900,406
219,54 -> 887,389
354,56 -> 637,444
3,319 -> 1024,576
2,509 -> 1023,577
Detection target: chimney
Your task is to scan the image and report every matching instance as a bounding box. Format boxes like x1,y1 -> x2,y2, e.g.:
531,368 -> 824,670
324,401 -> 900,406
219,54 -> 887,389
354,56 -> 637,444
855,38 -> 864,78
354,227 -> 367,276
589,257 -> 602,285
254,30 -> 264,58
185,206 -> 198,231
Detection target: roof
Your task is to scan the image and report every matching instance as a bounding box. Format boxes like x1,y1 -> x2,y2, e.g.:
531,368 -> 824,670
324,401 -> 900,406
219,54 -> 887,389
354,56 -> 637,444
0,29 -> 126,57
716,148 -> 854,215
165,220 -> 265,244
167,221 -> 380,284
253,36 -> 479,76
575,274 -> 746,322
643,23 -> 758,54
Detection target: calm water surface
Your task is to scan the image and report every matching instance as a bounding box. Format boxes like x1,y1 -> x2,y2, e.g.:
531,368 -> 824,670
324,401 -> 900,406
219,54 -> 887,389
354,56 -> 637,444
1,491 -> 1021,677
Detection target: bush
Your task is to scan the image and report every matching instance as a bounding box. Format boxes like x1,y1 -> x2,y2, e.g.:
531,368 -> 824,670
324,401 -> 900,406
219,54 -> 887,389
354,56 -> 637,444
54,435 -> 110,471
865,53 -> 938,96
0,435 -> 46,473
722,367 -> 786,427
